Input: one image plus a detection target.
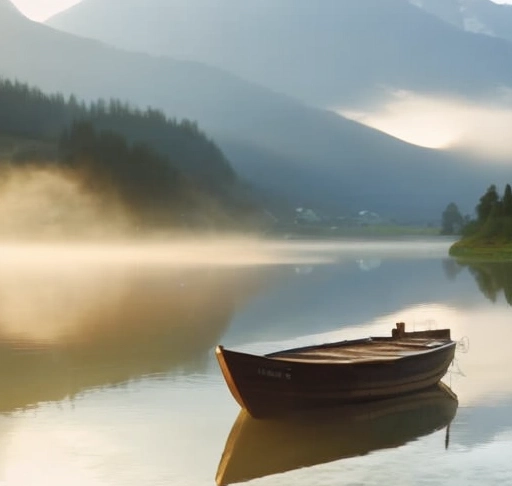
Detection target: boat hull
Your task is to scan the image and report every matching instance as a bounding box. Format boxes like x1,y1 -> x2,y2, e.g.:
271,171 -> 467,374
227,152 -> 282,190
216,337 -> 456,418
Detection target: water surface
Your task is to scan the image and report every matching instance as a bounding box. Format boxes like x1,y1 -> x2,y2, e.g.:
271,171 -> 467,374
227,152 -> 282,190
0,238 -> 510,485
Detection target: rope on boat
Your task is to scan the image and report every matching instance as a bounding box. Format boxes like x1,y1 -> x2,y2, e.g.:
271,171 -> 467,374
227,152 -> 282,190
446,336 -> 470,388
456,336 -> 469,353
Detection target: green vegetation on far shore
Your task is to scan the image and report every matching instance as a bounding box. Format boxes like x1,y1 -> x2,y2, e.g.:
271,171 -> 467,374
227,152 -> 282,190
269,223 -> 440,239
449,243 -> 512,261
449,183 -> 512,260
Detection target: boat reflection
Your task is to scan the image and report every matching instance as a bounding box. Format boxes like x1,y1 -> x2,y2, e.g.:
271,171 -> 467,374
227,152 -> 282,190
216,382 -> 458,485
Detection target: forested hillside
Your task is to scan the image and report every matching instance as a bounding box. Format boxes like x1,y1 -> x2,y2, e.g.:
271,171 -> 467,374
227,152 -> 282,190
0,79 -> 261,232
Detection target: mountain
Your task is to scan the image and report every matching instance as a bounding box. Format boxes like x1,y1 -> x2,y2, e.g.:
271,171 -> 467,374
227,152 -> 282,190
47,0 -> 512,109
0,0 -> 18,15
410,0 -> 512,43
0,0 -> 506,220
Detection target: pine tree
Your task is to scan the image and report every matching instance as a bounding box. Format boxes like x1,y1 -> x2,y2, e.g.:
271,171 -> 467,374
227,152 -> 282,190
476,185 -> 500,223
503,184 -> 512,217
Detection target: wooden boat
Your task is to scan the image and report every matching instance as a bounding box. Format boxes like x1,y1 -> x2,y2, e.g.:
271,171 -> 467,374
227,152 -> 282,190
216,382 -> 458,485
216,323 -> 456,418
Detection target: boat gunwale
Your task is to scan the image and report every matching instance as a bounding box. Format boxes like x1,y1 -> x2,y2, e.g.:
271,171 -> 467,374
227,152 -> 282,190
219,342 -> 455,367
262,334 -> 455,365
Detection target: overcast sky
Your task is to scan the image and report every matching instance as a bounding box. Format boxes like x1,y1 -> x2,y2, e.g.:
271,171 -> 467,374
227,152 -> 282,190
9,0 -> 512,22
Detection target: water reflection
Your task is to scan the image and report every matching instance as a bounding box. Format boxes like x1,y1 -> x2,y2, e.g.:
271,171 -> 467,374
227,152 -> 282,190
223,256 -> 478,347
0,239 -> 509,486
0,264 -> 271,412
216,383 -> 458,486
455,261 -> 512,305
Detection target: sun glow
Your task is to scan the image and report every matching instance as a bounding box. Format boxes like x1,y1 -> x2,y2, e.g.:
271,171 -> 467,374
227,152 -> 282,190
339,90 -> 512,161
9,0 -> 82,22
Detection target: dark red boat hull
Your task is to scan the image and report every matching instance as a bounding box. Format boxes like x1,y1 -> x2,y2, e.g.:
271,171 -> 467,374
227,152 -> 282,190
216,332 -> 456,418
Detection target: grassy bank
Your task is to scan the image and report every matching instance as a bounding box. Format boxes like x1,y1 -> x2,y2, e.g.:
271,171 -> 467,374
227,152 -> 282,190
449,238 -> 512,261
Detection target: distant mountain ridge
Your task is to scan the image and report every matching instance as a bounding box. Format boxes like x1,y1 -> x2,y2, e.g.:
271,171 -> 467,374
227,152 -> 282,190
0,0 -> 19,14
0,0 -> 508,221
47,0 -> 512,109
410,0 -> 512,43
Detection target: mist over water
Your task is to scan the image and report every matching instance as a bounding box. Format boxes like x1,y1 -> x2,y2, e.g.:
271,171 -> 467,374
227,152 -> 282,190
0,165 -> 131,240
0,238 -> 452,273
0,162 -> 452,265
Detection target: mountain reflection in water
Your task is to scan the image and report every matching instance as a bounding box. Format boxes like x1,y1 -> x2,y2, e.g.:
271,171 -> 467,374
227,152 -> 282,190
216,383 -> 458,486
0,263 -> 270,413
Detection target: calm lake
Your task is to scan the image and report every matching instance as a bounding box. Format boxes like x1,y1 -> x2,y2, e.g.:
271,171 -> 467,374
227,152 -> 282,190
0,238 -> 510,486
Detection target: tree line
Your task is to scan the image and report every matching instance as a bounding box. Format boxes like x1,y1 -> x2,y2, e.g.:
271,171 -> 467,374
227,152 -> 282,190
0,78 -> 260,229
443,184 -> 512,241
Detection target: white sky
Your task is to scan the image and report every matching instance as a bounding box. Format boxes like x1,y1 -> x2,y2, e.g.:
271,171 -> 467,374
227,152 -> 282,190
10,0 -> 82,21
9,0 -> 512,22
